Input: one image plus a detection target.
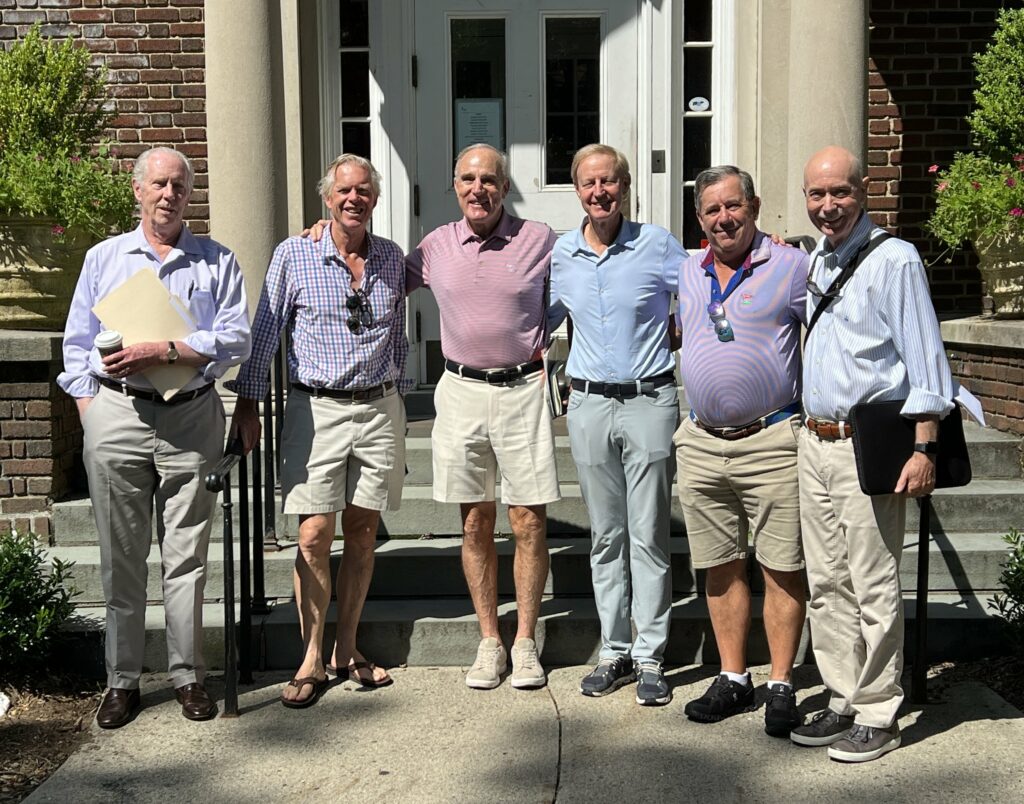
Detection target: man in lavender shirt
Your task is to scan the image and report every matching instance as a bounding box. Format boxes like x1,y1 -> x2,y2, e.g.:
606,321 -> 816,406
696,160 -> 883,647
674,166 -> 808,736
406,144 -> 559,691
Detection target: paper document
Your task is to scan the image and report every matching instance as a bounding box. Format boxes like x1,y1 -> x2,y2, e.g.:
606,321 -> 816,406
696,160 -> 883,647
92,268 -> 199,401
955,384 -> 986,427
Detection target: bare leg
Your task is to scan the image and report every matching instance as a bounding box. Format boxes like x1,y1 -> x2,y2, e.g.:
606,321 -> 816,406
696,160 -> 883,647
762,566 -> 806,683
283,512 -> 334,702
461,502 -> 499,639
705,558 -> 751,675
330,505 -> 389,683
508,504 -> 548,641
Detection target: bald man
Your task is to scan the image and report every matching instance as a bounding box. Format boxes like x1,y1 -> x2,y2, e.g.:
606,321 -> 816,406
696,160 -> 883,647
792,146 -> 955,762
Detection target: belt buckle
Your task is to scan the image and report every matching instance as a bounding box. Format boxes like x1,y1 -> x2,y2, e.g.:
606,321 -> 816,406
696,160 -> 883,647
485,368 -> 514,385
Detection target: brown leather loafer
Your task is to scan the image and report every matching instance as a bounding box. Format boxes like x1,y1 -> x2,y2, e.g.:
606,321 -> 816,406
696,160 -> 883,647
96,687 -> 141,729
175,682 -> 217,721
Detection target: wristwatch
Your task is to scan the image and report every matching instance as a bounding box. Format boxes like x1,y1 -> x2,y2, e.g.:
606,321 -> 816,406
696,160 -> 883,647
913,441 -> 939,455
166,341 -> 179,365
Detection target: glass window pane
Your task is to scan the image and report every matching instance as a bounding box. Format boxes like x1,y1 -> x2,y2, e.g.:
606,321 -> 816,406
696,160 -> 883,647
683,117 -> 711,182
339,0 -> 369,48
683,48 -> 712,110
683,186 -> 703,249
342,122 -> 370,159
684,0 -> 712,42
341,51 -> 370,118
451,18 -> 506,166
545,17 -> 600,185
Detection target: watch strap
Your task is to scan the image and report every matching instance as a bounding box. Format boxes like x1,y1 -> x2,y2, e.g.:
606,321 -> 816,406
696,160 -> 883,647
913,441 -> 939,455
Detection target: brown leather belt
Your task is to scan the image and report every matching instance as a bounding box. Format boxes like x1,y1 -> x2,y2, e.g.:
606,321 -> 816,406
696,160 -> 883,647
805,417 -> 853,440
694,419 -> 765,441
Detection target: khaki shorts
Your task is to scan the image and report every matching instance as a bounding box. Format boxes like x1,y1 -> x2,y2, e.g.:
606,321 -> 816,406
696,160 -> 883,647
279,387 -> 406,515
431,370 -> 560,506
674,414 -> 803,572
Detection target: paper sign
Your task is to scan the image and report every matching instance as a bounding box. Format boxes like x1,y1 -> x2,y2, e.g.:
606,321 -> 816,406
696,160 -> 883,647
455,98 -> 504,152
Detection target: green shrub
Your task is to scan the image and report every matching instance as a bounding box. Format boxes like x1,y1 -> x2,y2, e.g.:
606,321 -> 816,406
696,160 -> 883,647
990,527 -> 1024,655
0,529 -> 78,678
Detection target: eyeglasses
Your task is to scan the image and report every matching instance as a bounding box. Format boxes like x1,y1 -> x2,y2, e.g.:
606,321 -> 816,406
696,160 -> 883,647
707,300 -> 734,342
806,277 -> 842,302
346,289 -> 374,333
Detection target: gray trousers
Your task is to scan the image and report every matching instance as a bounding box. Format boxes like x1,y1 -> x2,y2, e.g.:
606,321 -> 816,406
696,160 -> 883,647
82,385 -> 225,689
566,384 -> 678,663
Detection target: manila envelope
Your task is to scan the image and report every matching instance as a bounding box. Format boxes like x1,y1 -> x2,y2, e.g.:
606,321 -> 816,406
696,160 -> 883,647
92,268 -> 199,401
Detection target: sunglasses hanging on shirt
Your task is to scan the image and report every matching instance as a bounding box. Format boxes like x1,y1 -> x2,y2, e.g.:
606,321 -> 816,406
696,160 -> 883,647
707,299 -> 735,342
346,288 -> 374,333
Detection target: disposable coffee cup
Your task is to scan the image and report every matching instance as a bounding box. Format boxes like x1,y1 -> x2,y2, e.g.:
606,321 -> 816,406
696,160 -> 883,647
94,330 -> 123,358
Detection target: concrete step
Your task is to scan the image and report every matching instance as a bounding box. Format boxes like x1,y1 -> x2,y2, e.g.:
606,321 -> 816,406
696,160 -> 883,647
51,478 -> 1024,545
48,531 -> 1012,607
60,591 -> 1006,676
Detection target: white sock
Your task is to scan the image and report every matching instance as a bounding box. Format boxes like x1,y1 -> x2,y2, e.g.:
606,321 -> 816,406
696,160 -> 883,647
722,670 -> 750,686
767,679 -> 792,689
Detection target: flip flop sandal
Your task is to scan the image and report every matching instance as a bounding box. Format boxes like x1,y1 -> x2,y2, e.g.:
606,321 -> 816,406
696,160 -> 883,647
280,676 -> 328,709
327,661 -> 393,688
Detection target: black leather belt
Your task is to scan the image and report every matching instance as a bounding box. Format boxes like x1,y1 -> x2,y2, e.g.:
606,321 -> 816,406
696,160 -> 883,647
571,372 -> 676,399
98,377 -> 215,405
292,380 -> 394,402
444,358 -> 544,385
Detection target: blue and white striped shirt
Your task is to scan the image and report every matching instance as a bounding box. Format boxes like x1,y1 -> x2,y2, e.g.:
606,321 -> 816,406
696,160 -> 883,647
803,212 -> 954,421
228,227 -> 409,400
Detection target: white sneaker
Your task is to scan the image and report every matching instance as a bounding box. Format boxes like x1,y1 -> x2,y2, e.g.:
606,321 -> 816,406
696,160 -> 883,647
510,637 -> 547,689
465,637 -> 507,689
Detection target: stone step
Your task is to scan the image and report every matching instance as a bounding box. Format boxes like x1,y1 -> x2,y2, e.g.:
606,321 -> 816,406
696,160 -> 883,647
50,478 -> 1024,545
48,531 -> 1013,607
60,591 -> 1006,676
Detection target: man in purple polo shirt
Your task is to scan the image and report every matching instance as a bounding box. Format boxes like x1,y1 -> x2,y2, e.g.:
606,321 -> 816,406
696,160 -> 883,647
406,143 -> 560,691
674,166 -> 808,737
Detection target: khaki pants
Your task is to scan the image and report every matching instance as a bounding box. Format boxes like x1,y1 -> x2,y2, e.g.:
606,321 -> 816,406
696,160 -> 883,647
798,428 -> 906,727
82,385 -> 225,690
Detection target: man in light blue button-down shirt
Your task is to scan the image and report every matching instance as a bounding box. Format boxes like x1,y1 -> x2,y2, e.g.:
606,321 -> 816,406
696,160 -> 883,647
549,144 -> 683,706
59,147 -> 251,729
792,146 -> 955,762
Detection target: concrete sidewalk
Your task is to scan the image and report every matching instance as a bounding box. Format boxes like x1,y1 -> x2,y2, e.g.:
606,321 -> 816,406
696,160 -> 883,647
27,664 -> 1024,803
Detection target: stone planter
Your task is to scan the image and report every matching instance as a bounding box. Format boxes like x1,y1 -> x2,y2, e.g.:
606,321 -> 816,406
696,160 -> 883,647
975,228 -> 1024,319
0,217 -> 94,331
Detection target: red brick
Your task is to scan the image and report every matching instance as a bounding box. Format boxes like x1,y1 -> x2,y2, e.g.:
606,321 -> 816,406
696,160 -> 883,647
140,68 -> 181,82
27,477 -> 53,495
139,99 -> 181,112
172,84 -> 205,98
141,128 -> 183,142
1,497 -> 49,514
137,38 -> 179,52
0,383 -> 50,399
24,401 -> 52,419
113,8 -> 135,23
137,9 -> 179,23
70,9 -> 112,23
31,516 -> 52,538
3,459 -> 53,476
169,22 -> 203,36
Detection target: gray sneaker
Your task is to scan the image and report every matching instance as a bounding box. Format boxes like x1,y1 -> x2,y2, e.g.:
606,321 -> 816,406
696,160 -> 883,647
634,662 -> 672,706
510,637 -> 546,689
580,656 -> 635,697
790,709 -> 856,747
828,722 -> 901,762
465,637 -> 507,690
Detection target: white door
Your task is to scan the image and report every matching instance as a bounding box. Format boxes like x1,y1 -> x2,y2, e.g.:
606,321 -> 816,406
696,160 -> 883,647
409,0 -> 638,385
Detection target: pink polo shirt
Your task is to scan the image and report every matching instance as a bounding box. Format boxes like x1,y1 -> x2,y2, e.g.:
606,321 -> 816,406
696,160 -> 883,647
406,210 -> 556,369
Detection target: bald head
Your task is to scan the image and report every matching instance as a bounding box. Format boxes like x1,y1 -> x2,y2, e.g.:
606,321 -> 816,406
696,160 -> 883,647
802,146 -> 869,247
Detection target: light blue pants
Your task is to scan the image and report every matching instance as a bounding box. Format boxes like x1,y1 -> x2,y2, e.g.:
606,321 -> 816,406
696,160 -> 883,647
566,384 -> 678,663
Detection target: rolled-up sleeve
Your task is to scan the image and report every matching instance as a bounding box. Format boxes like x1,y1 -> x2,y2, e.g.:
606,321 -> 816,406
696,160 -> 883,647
183,249 -> 251,381
57,249 -> 102,399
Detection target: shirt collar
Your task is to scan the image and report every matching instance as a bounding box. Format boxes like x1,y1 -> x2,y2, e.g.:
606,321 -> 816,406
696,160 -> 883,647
456,208 -> 514,245
698,230 -> 769,274
126,222 -> 201,257
570,216 -> 639,257
822,211 -> 875,267
319,224 -> 377,265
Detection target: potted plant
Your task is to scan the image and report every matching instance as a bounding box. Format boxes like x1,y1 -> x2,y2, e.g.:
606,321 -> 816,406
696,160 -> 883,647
928,7 -> 1024,318
0,25 -> 135,330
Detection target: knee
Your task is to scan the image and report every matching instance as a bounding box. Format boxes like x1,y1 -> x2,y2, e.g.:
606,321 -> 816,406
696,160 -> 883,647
461,503 -> 497,541
297,517 -> 334,555
763,567 -> 806,596
509,505 -> 546,545
705,559 -> 748,595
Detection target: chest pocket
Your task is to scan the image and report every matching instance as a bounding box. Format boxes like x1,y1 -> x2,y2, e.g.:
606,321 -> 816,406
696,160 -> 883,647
187,289 -> 216,327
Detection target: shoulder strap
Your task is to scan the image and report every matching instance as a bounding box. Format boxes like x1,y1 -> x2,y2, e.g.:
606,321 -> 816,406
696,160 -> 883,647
805,232 -> 892,339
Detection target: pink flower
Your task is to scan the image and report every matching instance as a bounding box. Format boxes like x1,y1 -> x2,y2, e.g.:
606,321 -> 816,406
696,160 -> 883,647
928,164 -> 940,174
1007,177 -> 1018,188
70,156 -> 81,164
1014,154 -> 1024,163
971,181 -> 982,190
937,181 -> 948,192
51,224 -> 65,235
1011,208 -> 1024,218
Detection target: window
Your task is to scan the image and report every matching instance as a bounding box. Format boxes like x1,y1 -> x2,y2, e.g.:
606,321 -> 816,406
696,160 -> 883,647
450,18 -> 506,170
682,0 -> 713,248
544,17 -> 600,185
338,0 -> 370,158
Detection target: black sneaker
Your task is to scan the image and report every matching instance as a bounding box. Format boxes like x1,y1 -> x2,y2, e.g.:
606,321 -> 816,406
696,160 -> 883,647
683,674 -> 755,722
763,682 -> 800,737
634,662 -> 672,706
580,656 -> 635,697
790,709 -> 855,747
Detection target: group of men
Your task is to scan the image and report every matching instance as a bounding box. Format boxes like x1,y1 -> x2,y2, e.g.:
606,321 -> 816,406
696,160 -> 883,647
60,140 -> 955,765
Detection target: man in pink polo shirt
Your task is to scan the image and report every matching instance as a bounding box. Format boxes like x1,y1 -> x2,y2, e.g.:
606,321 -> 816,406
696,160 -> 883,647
406,143 -> 560,691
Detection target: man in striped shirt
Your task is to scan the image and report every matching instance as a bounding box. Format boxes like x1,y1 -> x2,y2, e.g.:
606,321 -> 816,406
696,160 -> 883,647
793,146 -> 955,762
675,166 -> 808,735
406,143 -> 559,691
229,154 -> 408,707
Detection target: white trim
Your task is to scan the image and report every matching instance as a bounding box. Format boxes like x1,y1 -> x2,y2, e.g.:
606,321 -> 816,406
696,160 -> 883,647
317,1 -> 341,170
711,0 -> 737,165
636,0 -> 652,222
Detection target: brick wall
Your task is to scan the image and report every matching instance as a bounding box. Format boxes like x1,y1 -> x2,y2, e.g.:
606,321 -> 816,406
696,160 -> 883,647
0,354 -> 83,538
0,0 -> 209,233
947,347 -> 1024,436
867,0 -> 1024,317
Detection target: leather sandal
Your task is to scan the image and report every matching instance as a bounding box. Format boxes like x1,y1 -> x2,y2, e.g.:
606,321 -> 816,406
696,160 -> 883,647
280,676 -> 328,709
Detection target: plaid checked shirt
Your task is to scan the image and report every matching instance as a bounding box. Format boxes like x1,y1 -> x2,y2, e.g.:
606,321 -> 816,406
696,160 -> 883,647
228,229 -> 410,400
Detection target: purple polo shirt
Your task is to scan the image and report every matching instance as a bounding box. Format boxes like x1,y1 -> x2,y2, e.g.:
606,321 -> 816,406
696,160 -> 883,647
406,210 -> 556,369
676,231 -> 808,427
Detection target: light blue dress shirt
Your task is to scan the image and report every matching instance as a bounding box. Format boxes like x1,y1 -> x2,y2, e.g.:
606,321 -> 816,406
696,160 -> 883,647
548,218 -> 683,382
58,224 -> 251,398
803,212 -> 955,420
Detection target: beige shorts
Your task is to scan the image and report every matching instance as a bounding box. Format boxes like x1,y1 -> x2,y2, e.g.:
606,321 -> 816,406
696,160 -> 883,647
431,370 -> 560,506
279,387 -> 406,515
674,414 -> 803,572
